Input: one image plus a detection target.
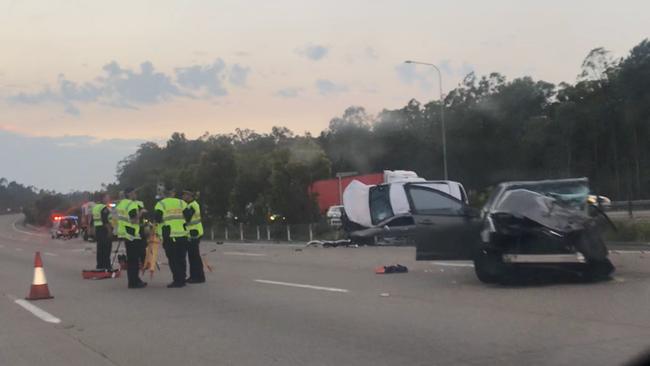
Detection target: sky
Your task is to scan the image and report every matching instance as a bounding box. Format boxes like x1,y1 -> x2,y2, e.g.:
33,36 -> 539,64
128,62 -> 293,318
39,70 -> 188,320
0,0 -> 648,191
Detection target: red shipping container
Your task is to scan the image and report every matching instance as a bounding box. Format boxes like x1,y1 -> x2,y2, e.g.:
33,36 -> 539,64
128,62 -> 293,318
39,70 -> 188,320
309,173 -> 383,214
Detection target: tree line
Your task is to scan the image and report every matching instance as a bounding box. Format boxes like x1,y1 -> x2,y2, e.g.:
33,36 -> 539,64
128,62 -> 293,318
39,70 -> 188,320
18,38 -> 650,226
0,178 -> 88,225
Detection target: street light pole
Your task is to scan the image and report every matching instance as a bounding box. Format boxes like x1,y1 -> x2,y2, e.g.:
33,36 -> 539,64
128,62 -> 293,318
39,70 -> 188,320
404,60 -> 448,180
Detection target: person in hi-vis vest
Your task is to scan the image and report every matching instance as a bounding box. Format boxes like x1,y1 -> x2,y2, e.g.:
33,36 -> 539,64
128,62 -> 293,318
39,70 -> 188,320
117,188 -> 147,289
182,189 -> 205,283
92,192 -> 113,270
155,187 -> 189,288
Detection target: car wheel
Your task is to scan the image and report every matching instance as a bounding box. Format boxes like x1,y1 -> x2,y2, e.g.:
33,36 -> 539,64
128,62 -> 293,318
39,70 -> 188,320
582,258 -> 615,282
473,248 -> 505,284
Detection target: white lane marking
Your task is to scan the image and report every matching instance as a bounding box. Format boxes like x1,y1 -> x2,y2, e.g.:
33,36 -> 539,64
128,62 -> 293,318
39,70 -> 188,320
610,250 -> 647,254
44,252 -> 58,257
223,252 -> 267,257
431,261 -> 474,268
15,248 -> 23,252
254,279 -> 349,293
13,298 -> 61,324
218,242 -> 305,248
12,219 -> 46,237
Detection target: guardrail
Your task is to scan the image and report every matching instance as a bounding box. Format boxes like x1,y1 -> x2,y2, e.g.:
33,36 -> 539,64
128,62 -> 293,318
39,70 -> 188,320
607,200 -> 650,211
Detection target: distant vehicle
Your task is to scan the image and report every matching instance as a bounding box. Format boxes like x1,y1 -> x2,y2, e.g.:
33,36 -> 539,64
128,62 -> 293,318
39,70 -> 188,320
341,179 -> 468,245
588,195 -> 611,206
326,205 -> 344,226
80,201 -> 95,241
51,215 -> 80,240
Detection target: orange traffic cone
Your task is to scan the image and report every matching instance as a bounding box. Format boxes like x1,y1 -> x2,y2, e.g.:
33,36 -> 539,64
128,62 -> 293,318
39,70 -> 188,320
26,252 -> 54,300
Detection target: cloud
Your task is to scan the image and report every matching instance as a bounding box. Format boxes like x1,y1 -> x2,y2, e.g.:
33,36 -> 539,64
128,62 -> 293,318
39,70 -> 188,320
396,61 -> 476,91
0,129 -> 144,191
102,61 -> 183,107
438,59 -> 475,77
175,59 -> 228,96
296,44 -> 329,61
7,59 -> 251,114
458,62 -> 475,77
364,47 -> 379,60
315,79 -> 348,95
275,88 -> 301,98
395,63 -> 434,91
229,64 -> 250,87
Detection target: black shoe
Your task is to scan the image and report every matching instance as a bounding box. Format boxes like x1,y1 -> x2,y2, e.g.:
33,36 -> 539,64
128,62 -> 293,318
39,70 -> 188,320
186,278 -> 205,284
167,282 -> 185,288
129,281 -> 147,289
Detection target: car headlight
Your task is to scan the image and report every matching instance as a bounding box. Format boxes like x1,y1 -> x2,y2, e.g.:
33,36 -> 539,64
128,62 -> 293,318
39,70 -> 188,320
480,216 -> 495,243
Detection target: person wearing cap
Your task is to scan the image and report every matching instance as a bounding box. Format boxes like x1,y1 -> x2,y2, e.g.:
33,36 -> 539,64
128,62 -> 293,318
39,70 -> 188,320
117,188 -> 147,289
92,192 -> 113,270
155,188 -> 189,288
182,190 -> 205,284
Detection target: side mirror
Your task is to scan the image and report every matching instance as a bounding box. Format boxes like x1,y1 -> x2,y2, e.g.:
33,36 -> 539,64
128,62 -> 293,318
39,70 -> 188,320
383,225 -> 390,231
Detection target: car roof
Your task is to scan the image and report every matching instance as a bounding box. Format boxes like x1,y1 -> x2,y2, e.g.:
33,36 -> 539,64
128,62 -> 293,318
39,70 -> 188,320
494,177 -> 588,190
485,177 -> 589,211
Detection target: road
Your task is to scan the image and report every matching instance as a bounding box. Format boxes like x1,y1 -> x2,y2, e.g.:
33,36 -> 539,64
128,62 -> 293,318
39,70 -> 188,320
1,213 -> 650,366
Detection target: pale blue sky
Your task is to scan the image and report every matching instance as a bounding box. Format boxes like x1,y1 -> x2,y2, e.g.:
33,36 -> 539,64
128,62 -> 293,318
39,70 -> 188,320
0,0 -> 648,190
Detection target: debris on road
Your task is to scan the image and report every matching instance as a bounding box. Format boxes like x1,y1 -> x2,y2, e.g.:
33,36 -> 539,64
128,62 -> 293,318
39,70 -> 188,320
375,264 -> 408,274
306,239 -> 356,248
81,269 -> 121,280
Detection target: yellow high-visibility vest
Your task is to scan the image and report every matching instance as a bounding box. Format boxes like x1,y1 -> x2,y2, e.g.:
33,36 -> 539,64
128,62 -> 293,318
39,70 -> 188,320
186,200 -> 204,238
155,198 -> 188,239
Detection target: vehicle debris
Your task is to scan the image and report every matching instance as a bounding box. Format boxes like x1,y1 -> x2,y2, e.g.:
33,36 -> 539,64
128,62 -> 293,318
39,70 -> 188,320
375,264 -> 408,274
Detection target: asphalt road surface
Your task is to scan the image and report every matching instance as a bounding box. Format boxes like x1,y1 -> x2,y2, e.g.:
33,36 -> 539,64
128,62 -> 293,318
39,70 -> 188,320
1,214 -> 650,366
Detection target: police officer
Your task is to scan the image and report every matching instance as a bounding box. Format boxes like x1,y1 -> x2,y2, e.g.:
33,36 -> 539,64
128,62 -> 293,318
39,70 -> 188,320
133,198 -> 147,267
92,192 -> 113,270
182,190 -> 205,284
155,188 -> 189,288
117,188 -> 147,289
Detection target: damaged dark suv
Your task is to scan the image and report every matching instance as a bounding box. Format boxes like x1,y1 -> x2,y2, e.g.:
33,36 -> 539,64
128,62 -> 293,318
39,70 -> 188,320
414,178 -> 615,283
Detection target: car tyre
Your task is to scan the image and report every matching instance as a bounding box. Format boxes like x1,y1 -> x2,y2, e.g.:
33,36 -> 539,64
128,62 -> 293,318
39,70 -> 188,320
474,248 -> 505,284
582,258 -> 615,282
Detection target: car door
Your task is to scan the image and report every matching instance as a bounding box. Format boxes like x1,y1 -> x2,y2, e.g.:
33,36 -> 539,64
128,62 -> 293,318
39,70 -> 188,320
406,185 -> 482,260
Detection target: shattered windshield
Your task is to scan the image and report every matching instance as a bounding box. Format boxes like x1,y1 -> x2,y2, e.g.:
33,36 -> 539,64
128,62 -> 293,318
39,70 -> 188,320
369,185 -> 393,225
499,180 -> 590,211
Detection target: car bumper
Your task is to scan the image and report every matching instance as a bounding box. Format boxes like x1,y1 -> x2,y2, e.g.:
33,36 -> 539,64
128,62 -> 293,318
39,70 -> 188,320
502,253 -> 586,264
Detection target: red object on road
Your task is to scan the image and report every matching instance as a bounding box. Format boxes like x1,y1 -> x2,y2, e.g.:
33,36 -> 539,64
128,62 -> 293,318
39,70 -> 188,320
82,269 -> 121,280
26,252 -> 54,300
309,173 -> 383,214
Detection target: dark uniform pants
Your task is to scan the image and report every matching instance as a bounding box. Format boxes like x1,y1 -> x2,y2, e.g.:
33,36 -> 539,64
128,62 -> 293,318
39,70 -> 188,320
125,239 -> 145,287
163,237 -> 188,285
95,226 -> 113,270
187,237 -> 205,281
